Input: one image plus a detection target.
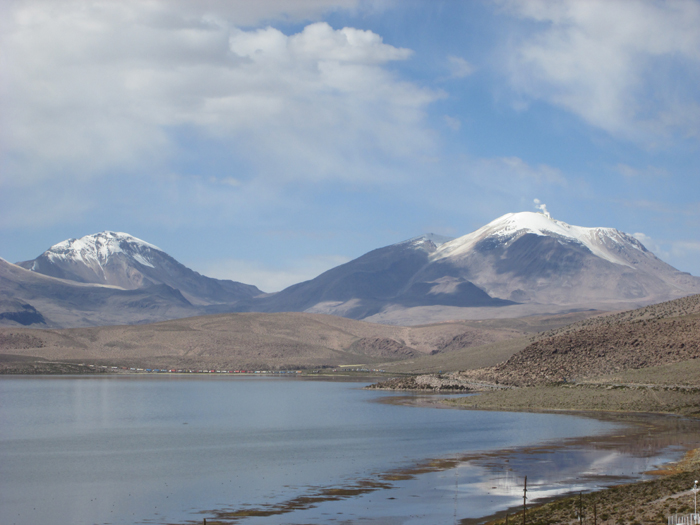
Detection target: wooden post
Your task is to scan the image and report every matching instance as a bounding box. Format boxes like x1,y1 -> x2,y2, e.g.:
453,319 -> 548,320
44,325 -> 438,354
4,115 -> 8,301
523,476 -> 527,525
594,503 -> 597,525
579,492 -> 583,524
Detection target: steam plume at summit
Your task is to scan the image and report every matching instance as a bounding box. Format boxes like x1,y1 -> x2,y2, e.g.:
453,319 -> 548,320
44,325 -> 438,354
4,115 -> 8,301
533,199 -> 551,219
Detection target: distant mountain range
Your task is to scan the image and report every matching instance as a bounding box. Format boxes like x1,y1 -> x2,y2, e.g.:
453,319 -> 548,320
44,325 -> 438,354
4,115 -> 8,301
3,213 -> 699,328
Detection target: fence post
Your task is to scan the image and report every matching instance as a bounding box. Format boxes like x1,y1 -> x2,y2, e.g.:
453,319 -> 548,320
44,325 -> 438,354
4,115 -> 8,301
523,476 -> 527,525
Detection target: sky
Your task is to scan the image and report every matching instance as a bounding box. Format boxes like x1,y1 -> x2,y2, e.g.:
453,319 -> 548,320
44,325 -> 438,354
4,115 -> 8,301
1,0 -> 699,292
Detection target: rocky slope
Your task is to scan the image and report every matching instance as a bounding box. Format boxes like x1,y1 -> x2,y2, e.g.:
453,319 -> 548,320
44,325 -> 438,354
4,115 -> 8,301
461,294 -> 700,386
0,258 -> 201,328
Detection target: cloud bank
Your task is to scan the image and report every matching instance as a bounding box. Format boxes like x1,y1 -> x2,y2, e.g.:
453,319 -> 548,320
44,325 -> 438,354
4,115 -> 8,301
1,0 -> 439,190
501,0 -> 700,143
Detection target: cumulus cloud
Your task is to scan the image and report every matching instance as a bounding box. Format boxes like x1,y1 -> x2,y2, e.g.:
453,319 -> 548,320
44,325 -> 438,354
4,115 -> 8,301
500,0 -> 700,143
632,233 -> 700,272
0,1 -> 440,188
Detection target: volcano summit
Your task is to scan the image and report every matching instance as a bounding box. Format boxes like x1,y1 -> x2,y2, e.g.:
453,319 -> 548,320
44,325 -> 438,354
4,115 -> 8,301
243,212 -> 700,324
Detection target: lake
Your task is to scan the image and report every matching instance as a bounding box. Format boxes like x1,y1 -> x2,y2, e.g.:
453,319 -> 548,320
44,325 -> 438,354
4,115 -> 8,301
1,376 -> 695,525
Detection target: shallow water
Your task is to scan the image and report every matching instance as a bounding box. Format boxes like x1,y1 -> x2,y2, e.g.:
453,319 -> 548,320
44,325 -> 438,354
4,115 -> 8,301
0,376 -> 696,525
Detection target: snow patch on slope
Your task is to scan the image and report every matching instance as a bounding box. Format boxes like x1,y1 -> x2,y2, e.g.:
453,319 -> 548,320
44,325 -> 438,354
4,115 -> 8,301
396,233 -> 455,250
434,212 -> 644,267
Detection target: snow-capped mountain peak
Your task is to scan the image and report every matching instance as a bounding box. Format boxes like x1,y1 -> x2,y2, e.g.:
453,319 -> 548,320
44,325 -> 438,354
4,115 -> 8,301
45,231 -> 161,270
18,231 -> 263,303
433,212 -> 645,267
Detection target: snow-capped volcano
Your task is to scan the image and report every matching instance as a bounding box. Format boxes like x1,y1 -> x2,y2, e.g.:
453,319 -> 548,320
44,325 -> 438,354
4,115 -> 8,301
415,211 -> 700,310
18,231 -> 262,305
434,212 -> 645,268
240,211 -> 700,323
29,231 -> 162,281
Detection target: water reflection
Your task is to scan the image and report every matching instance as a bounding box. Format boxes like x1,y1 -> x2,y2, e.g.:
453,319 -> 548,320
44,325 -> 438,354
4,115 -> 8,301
200,411 -> 700,525
1,377 -> 698,525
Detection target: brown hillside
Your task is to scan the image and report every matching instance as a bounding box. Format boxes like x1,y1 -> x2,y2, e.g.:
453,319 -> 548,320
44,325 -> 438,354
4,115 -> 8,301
463,294 -> 700,386
0,311 -> 526,371
534,293 -> 700,341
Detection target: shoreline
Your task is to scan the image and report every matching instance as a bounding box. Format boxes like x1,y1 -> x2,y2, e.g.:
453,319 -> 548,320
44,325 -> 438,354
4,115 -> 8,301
4,374 -> 699,524
195,400 -> 700,525
382,390 -> 700,525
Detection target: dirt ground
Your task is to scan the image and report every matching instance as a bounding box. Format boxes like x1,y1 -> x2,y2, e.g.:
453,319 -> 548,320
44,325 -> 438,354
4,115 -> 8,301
445,383 -> 700,418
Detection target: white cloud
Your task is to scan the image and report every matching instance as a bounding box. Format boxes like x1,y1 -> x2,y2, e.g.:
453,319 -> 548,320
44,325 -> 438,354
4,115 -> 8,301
500,0 -> 700,142
0,1 -> 440,188
200,254 -> 351,292
633,233 -> 700,263
447,55 -> 475,78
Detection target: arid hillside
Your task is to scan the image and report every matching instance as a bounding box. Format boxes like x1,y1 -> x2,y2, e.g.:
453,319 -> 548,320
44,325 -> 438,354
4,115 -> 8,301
462,294 -> 700,386
0,311 -> 528,371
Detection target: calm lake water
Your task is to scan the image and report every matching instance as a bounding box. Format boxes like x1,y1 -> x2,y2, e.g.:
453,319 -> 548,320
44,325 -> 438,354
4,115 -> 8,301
1,376 -> 695,525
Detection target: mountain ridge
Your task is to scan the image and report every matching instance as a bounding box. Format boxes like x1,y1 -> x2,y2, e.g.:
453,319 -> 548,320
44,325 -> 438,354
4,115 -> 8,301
243,212 -> 700,323
17,231 -> 263,306
4,212 -> 700,328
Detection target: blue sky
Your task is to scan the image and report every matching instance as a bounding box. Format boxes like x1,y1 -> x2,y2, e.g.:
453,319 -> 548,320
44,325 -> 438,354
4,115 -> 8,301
1,0 -> 699,292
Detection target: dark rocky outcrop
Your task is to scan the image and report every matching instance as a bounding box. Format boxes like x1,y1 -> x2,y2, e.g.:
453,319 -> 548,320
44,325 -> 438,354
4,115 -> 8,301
0,299 -> 46,326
